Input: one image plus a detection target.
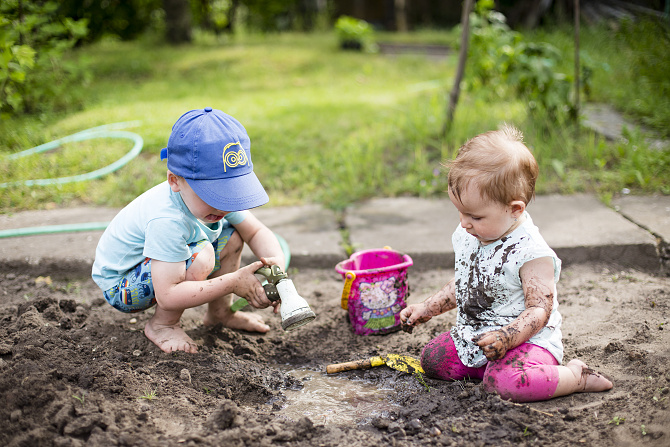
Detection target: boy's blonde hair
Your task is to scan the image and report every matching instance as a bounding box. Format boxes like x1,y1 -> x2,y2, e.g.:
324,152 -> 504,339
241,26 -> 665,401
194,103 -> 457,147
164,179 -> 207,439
446,124 -> 538,206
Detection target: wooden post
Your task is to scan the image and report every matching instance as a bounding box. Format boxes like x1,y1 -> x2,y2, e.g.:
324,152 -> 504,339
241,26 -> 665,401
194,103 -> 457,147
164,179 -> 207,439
574,0 -> 580,133
442,0 -> 475,137
395,0 -> 408,32
164,0 -> 193,44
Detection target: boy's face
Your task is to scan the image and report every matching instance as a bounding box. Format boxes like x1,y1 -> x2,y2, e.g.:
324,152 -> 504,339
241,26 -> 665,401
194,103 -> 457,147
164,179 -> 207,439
448,183 -> 522,245
168,172 -> 229,223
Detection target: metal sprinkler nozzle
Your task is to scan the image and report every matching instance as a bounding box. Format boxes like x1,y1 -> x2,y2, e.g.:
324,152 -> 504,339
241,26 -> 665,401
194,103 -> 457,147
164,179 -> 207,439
255,265 -> 316,331
254,265 -> 287,302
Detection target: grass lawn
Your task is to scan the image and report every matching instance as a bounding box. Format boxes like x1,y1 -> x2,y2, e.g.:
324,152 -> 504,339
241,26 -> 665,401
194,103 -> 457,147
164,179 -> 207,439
0,26 -> 668,213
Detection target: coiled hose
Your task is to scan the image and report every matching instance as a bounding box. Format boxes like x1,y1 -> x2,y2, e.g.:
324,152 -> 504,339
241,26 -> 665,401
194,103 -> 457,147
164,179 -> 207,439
0,122 -> 142,239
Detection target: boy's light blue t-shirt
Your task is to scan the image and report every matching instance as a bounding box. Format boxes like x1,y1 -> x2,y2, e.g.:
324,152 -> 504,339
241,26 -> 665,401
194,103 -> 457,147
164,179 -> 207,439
92,181 -> 246,291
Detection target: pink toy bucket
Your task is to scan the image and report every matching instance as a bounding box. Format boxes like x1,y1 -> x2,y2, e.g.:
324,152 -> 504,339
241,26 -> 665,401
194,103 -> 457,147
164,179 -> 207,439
335,248 -> 413,335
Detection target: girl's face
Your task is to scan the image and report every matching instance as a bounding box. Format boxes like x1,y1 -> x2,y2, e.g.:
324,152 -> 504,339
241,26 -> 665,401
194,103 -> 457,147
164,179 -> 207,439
448,183 -> 524,245
168,172 -> 229,224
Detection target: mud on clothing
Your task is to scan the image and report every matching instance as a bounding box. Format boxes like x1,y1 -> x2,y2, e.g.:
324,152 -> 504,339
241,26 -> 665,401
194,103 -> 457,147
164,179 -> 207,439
421,331 -> 561,403
450,211 -> 563,368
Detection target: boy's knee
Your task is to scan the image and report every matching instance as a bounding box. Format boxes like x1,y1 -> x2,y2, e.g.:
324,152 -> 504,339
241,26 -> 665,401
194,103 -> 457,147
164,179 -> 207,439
218,231 -> 243,265
223,231 -> 243,255
186,242 -> 215,281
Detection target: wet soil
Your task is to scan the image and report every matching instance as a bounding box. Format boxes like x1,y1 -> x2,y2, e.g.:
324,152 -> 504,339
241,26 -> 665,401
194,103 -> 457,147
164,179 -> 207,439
0,260 -> 668,446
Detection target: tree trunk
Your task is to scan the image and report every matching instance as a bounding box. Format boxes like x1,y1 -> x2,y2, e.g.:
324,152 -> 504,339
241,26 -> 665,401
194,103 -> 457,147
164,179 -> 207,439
223,0 -> 239,34
395,0 -> 408,32
164,0 -> 192,44
353,0 -> 365,19
196,0 -> 213,32
500,0 -> 553,29
573,0 -> 580,130
442,0 -> 474,136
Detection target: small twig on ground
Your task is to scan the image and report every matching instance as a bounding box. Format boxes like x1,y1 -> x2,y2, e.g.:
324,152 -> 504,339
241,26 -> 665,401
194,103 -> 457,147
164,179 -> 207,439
510,402 -> 554,417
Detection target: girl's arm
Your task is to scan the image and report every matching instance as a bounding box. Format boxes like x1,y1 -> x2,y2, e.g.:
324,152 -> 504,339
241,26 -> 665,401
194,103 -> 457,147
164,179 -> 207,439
474,256 -> 556,360
399,278 -> 457,328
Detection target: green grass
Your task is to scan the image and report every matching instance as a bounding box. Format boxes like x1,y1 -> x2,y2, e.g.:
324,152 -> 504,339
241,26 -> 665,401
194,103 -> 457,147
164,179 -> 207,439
0,26 -> 667,213
524,20 -> 670,137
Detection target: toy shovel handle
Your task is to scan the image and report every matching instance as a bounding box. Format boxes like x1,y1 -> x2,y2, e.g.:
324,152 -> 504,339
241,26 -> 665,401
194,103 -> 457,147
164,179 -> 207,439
326,356 -> 385,374
326,358 -> 373,374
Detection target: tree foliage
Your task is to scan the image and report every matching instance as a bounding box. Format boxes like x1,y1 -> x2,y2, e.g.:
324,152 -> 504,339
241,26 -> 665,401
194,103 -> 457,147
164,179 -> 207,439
0,0 -> 89,116
242,0 -> 298,31
465,0 -> 579,122
57,0 -> 162,42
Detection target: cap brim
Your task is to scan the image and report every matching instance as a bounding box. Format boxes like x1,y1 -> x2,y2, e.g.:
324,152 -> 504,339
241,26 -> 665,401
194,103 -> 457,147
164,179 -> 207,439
185,172 -> 269,212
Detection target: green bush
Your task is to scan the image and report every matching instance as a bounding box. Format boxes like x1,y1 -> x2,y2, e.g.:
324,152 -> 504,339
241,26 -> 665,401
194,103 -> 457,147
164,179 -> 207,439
465,0 -> 576,123
0,0 -> 89,116
334,15 -> 376,52
505,42 -> 572,120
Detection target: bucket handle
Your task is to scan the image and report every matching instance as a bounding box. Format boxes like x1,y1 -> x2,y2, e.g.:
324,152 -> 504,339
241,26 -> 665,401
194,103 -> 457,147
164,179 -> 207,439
341,271 -> 356,310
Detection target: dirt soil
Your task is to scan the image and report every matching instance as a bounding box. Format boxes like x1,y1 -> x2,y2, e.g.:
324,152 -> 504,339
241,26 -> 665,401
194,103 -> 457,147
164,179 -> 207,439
1,260 -> 668,447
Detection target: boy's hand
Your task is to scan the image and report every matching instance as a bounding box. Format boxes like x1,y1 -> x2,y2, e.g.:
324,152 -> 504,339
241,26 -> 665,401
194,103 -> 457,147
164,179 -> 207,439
234,261 -> 273,309
260,256 -> 282,268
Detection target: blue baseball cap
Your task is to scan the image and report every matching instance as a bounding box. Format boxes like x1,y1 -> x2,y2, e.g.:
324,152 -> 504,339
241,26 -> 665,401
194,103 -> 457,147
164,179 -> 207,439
160,107 -> 269,212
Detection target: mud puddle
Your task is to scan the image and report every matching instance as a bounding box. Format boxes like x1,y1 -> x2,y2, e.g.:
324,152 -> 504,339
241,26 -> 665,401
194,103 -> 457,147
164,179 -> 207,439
269,368 -> 399,425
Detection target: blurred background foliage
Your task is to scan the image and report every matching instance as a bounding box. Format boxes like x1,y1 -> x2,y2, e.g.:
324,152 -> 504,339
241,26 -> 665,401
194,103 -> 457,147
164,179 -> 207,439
0,0 -> 668,212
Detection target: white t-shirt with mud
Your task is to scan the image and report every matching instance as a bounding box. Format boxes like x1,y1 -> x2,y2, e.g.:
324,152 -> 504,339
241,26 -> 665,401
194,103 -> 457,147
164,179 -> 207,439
450,212 -> 563,368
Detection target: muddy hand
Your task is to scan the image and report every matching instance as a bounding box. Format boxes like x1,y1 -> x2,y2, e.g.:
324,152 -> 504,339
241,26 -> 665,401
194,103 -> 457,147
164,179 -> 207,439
399,303 -> 432,333
399,308 -> 415,333
234,261 -> 271,309
473,330 -> 509,361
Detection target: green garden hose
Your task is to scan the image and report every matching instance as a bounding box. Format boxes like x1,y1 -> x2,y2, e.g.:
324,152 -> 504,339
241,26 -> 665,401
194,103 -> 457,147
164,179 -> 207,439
0,121 -> 143,188
0,221 -> 111,238
0,121 -> 143,237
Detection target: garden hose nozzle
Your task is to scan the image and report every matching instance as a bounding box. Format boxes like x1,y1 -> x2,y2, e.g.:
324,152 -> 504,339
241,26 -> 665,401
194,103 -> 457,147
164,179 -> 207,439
255,265 -> 316,331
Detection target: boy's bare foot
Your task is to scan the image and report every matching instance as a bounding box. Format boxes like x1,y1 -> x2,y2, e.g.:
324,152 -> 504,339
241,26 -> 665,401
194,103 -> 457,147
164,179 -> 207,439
567,359 -> 613,392
144,319 -> 198,354
204,308 -> 270,333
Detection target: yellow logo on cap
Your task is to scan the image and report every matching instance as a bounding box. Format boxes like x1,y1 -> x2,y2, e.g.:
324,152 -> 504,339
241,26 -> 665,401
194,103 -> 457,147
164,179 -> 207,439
222,142 -> 248,172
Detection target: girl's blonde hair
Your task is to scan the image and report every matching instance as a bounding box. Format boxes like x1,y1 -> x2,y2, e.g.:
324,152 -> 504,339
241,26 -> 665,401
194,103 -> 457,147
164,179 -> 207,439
446,124 -> 539,206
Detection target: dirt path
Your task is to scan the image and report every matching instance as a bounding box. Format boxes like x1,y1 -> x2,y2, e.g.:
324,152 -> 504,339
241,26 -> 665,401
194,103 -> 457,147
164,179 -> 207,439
0,261 -> 668,446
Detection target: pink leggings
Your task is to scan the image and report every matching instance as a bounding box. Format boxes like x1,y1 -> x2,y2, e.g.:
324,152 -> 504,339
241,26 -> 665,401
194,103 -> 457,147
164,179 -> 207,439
421,332 -> 560,402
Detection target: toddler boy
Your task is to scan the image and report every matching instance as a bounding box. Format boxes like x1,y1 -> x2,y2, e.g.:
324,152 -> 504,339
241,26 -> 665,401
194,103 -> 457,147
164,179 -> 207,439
92,107 -> 285,353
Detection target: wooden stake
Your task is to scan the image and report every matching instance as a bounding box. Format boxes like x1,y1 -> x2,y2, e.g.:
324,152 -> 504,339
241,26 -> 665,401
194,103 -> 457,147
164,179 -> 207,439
442,0 -> 475,137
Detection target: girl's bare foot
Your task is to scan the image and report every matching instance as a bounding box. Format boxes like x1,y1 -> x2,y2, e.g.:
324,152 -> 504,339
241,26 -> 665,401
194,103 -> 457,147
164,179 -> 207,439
567,359 -> 613,393
144,317 -> 198,353
204,308 -> 270,333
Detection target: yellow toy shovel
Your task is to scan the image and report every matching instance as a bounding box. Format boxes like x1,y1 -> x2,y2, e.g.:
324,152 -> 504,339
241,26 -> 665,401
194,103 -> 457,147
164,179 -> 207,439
326,354 -> 424,375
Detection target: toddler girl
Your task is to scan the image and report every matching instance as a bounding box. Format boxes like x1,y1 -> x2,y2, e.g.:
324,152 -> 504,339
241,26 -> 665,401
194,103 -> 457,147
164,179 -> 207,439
400,125 -> 613,402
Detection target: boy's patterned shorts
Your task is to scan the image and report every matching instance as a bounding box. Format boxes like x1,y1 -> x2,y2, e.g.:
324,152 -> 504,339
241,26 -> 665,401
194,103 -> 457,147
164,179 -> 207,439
103,226 -> 235,313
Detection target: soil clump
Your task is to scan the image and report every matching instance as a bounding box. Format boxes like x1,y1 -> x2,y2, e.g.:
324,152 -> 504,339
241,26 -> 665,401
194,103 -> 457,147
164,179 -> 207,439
0,261 -> 668,446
